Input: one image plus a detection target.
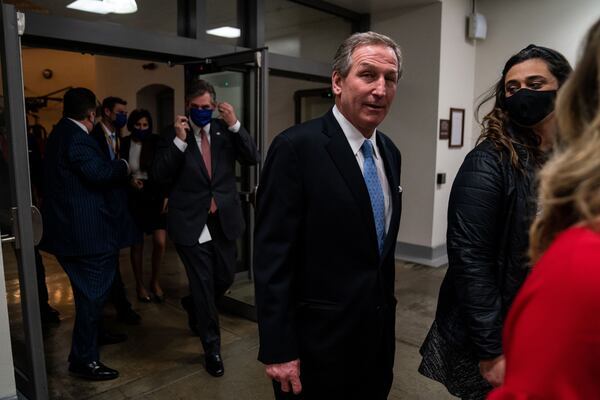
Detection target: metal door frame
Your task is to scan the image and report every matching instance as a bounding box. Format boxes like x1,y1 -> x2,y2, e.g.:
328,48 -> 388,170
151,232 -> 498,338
0,4 -> 48,399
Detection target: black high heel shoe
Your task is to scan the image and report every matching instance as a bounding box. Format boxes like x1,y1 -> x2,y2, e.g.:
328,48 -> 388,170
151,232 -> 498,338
136,289 -> 151,303
151,290 -> 165,303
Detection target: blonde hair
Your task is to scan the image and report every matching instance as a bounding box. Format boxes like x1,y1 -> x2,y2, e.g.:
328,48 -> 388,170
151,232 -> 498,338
529,19 -> 600,261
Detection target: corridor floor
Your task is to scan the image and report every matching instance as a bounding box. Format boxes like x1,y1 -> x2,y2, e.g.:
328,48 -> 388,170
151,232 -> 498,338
4,239 -> 454,399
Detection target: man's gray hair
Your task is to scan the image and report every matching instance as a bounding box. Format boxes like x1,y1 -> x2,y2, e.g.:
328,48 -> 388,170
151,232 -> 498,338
332,31 -> 402,80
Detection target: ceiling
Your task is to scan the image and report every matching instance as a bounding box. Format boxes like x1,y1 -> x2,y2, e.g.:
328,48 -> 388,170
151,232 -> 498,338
328,0 -> 440,14
3,0 -> 441,43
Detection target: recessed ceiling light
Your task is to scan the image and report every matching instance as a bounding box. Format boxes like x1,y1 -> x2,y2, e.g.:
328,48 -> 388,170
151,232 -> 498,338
66,0 -> 137,15
105,0 -> 137,14
67,0 -> 111,14
206,26 -> 241,39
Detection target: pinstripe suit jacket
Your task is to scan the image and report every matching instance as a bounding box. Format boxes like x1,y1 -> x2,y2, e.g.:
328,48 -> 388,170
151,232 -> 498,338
39,118 -> 129,256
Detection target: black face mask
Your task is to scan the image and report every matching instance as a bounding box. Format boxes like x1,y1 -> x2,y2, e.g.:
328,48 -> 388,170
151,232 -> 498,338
505,88 -> 557,127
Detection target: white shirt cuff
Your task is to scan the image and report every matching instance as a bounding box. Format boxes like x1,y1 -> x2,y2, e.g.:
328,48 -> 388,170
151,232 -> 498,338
173,136 -> 188,152
120,159 -> 130,174
228,120 -> 241,133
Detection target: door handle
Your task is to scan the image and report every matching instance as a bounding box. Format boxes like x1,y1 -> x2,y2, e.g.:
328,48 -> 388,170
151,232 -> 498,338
1,234 -> 15,244
0,206 -> 43,248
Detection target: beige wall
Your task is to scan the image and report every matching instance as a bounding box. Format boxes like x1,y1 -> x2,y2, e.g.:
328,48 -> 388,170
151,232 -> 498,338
94,56 -> 184,130
22,49 -> 96,133
432,0 -> 477,248
373,3 -> 443,248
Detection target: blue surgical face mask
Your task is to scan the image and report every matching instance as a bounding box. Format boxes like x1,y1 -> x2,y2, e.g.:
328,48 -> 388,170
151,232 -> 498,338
114,112 -> 128,129
189,108 -> 213,127
131,128 -> 151,141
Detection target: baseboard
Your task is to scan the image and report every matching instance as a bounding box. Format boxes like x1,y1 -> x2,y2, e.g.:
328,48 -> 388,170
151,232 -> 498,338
395,241 -> 448,267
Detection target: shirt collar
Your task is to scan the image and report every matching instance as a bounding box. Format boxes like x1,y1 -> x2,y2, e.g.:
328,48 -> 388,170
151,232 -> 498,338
190,119 -> 210,137
68,118 -> 89,134
100,121 -> 115,137
332,105 -> 379,159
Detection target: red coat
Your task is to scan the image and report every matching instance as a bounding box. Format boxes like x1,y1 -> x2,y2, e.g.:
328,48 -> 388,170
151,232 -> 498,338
488,226 -> 600,400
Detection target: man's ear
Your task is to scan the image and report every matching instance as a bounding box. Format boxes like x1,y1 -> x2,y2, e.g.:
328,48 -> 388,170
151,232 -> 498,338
103,107 -> 111,118
331,71 -> 343,96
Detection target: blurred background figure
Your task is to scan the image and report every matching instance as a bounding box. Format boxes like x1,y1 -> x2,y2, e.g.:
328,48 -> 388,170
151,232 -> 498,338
419,45 -> 571,400
489,18 -> 600,400
121,109 -> 167,303
91,96 -> 142,327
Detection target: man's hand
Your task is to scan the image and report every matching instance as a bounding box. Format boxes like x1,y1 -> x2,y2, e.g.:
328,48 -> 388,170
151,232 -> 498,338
131,178 -> 144,190
174,115 -> 189,141
479,355 -> 505,387
265,359 -> 302,395
161,198 -> 168,214
217,102 -> 238,127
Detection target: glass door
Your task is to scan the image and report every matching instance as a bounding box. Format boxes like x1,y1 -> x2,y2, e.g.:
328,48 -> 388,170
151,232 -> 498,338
183,49 -> 267,321
0,4 -> 48,399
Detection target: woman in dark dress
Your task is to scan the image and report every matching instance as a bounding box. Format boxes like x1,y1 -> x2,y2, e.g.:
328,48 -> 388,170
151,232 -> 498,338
418,45 -> 571,400
121,109 -> 167,302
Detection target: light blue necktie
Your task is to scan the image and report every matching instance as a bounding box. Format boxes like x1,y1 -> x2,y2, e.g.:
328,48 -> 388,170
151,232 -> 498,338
108,134 -> 116,160
361,139 -> 385,255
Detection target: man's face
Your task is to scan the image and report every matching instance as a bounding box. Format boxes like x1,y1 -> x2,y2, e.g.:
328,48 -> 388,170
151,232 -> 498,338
105,102 -> 127,123
187,92 -> 215,112
332,44 -> 399,137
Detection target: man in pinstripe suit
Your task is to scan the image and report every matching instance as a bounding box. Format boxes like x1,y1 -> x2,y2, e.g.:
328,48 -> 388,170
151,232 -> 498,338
39,87 -> 130,381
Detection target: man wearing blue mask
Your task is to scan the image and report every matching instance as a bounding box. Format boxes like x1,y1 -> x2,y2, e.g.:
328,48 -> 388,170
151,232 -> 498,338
153,79 -> 259,377
91,96 -> 142,333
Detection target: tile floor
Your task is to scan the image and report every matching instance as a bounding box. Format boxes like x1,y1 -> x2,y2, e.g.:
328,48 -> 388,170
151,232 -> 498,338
3,239 -> 455,399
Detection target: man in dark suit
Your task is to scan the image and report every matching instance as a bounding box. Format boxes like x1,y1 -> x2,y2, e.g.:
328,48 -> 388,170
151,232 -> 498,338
152,79 -> 259,377
90,96 -> 141,326
39,88 -> 130,380
254,31 -> 403,399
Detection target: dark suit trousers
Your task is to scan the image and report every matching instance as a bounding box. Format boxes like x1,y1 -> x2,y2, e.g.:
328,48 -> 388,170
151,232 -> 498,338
175,213 -> 235,355
57,252 -> 117,364
34,246 -> 49,307
108,259 -> 133,314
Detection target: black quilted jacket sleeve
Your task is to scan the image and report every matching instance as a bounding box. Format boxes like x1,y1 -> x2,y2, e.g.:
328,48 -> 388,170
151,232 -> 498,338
447,146 -> 505,360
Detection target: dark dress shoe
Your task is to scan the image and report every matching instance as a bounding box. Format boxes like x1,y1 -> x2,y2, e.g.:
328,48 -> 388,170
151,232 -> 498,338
205,353 -> 224,377
40,305 -> 60,324
98,331 -> 128,346
181,296 -> 200,336
69,361 -> 119,381
116,308 -> 142,325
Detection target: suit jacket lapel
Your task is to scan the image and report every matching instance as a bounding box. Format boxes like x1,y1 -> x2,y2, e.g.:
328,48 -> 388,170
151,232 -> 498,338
377,133 -> 400,261
186,130 -> 210,179
323,111 -> 379,257
209,120 -> 223,177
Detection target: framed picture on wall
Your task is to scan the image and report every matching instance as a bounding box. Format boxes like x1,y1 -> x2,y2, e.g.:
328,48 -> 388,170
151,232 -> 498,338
449,108 -> 465,148
439,119 -> 449,140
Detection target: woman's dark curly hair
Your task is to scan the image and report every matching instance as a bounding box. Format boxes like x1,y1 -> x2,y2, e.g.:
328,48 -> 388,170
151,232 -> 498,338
127,108 -> 153,134
476,45 -> 572,169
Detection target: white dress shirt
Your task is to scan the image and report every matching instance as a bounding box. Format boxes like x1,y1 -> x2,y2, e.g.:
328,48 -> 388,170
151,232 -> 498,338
332,105 -> 392,232
172,117 -> 241,244
128,140 -> 148,180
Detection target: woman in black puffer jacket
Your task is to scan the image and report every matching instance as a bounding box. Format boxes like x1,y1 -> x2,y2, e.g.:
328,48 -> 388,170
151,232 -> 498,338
418,45 -> 571,400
